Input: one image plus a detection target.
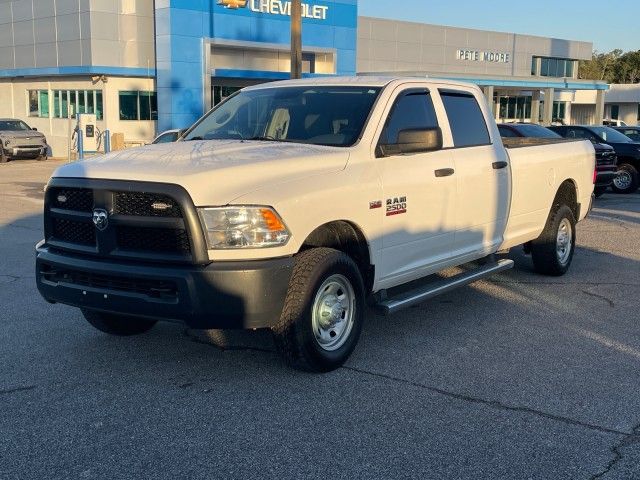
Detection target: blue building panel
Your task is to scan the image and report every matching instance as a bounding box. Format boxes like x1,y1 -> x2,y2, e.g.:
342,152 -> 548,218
155,0 -> 359,131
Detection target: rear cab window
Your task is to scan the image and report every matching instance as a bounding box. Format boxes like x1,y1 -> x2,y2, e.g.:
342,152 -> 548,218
439,90 -> 491,148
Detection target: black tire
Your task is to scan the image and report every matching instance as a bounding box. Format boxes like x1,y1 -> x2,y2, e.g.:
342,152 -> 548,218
611,163 -> 639,194
272,248 -> 365,373
531,204 -> 576,276
593,186 -> 607,198
81,309 -> 157,336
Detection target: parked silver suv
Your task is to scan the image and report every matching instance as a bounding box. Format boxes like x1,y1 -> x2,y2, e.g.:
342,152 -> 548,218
0,119 -> 48,162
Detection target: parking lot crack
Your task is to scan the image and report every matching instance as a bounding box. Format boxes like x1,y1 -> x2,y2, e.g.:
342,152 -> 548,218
589,424 -> 640,479
343,365 -> 636,438
0,275 -> 20,284
0,385 -> 36,396
581,290 -> 615,308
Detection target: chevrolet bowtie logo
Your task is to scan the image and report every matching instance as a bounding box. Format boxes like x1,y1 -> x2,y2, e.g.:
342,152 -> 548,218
218,0 -> 248,8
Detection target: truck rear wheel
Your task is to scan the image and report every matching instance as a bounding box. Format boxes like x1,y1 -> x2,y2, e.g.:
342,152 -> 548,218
81,309 -> 157,336
611,163 -> 639,194
272,248 -> 365,372
531,204 -> 576,276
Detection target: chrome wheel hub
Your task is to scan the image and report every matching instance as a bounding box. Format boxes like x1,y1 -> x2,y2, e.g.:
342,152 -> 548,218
311,274 -> 355,351
556,218 -> 572,265
614,170 -> 632,190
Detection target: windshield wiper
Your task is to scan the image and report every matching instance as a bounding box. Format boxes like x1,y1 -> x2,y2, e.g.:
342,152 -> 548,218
245,135 -> 279,141
185,136 -> 204,141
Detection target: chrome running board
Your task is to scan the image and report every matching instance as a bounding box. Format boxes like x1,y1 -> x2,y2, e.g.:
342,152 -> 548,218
376,259 -> 514,315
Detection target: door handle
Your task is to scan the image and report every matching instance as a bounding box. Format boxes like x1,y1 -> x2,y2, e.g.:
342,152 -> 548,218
492,161 -> 508,169
434,168 -> 455,177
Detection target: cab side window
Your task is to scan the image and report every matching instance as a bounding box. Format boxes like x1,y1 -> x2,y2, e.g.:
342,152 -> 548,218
440,91 -> 491,148
380,90 -> 438,147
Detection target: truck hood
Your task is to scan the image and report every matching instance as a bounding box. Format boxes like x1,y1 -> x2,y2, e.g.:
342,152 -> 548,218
0,130 -> 45,140
52,139 -> 350,205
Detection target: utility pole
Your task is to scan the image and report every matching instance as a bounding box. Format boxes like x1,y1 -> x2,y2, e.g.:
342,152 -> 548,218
290,0 -> 302,79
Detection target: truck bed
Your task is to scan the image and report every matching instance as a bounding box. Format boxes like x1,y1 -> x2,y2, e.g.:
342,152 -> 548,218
502,137 -> 579,149
500,138 -> 594,250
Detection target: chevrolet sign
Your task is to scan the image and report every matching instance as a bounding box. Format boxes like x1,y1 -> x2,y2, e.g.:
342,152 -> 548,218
218,0 -> 329,20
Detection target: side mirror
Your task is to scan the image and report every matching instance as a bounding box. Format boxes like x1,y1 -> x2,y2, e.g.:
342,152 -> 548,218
31,127 -> 37,131
378,127 -> 443,157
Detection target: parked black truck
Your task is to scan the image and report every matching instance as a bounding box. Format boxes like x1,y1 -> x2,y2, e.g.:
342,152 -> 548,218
550,125 -> 639,194
500,124 -> 617,197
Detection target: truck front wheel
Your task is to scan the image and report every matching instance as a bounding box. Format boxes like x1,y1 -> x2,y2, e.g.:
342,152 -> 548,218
81,309 -> 157,336
273,248 -> 365,372
530,204 -> 576,276
611,163 -> 639,194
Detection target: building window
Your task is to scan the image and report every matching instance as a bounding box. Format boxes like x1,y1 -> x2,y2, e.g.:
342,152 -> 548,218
28,90 -> 49,117
212,85 -> 242,107
637,104 -> 640,121
119,91 -> 157,121
533,57 -> 575,78
610,105 -> 619,120
52,90 -> 103,120
553,101 -> 567,121
498,95 -> 532,121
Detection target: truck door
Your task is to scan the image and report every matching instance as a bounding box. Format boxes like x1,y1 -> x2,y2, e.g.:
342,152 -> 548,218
439,89 -> 510,256
376,88 -> 457,286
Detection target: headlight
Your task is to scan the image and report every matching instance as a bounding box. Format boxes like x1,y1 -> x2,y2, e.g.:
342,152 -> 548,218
4,139 -> 10,147
198,206 -> 290,249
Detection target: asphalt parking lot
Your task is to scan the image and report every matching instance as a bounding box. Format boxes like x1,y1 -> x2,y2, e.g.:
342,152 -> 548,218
1,159 -> 639,480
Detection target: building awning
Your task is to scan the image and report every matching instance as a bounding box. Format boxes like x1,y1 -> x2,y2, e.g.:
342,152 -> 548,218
358,71 -> 609,91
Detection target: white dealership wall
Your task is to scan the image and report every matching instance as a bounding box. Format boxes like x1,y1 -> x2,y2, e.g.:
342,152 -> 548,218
0,76 -> 156,157
569,86 -> 640,126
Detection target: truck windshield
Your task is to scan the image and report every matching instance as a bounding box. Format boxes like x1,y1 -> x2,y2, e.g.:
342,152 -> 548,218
184,86 -> 381,147
590,126 -> 634,143
0,120 -> 31,131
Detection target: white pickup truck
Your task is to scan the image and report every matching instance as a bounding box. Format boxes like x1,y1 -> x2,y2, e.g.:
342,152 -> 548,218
36,77 -> 595,372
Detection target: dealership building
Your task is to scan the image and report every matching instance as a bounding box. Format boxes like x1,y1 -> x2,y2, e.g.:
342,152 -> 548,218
1,0 -> 632,157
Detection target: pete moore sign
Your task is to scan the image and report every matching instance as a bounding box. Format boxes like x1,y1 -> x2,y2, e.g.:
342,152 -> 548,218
456,49 -> 511,63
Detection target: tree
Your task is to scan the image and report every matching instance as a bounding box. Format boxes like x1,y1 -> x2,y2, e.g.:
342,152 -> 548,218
579,49 -> 640,84
579,50 -> 623,82
612,50 -> 640,83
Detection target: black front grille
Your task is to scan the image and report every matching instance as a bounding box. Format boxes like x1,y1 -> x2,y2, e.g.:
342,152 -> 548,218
117,226 -> 191,254
52,218 -> 96,246
596,152 -> 617,166
44,181 -> 203,264
49,187 -> 93,212
114,192 -> 182,218
40,265 -> 178,300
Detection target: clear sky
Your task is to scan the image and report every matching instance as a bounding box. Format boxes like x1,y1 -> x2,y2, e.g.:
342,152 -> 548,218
359,0 -> 639,53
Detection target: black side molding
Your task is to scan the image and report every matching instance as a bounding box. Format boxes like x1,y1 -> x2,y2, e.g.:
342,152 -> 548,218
493,161 -> 509,169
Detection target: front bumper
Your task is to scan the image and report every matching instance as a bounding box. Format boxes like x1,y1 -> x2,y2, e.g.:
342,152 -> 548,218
595,169 -> 617,187
35,242 -> 294,329
4,146 -> 46,158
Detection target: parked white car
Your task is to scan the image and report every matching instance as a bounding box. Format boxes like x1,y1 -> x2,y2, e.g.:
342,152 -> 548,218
36,77 -> 596,371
